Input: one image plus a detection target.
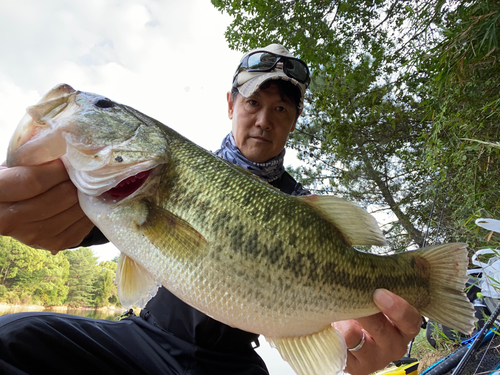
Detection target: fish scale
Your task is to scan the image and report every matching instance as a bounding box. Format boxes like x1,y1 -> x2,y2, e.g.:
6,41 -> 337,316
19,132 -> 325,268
131,120 -> 455,327
7,83 -> 476,375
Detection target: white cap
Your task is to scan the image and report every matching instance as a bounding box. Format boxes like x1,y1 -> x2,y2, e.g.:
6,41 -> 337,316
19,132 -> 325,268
234,44 -> 307,110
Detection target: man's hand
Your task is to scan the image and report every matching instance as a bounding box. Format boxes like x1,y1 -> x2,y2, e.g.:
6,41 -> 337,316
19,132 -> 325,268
0,160 -> 94,252
334,289 -> 422,375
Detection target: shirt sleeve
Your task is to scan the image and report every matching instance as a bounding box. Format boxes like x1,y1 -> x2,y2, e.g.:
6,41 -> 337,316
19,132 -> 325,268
76,226 -> 109,247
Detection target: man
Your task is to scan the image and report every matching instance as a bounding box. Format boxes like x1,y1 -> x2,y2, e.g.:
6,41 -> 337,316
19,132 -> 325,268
0,44 -> 421,375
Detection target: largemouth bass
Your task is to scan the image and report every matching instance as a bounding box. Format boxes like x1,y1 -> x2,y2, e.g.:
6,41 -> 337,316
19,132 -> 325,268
7,84 -> 475,375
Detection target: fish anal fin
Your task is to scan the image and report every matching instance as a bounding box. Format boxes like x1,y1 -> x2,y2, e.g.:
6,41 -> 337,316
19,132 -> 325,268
115,253 -> 158,308
300,195 -> 387,247
267,326 -> 347,375
140,200 -> 208,260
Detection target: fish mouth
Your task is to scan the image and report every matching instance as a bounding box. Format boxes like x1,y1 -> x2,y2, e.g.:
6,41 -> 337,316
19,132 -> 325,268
102,169 -> 152,200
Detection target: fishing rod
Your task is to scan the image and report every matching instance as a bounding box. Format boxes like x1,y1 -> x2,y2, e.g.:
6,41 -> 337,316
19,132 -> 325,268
451,300 -> 500,375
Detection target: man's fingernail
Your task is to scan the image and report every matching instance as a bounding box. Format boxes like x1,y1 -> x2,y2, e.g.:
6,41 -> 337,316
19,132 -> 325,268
374,289 -> 394,309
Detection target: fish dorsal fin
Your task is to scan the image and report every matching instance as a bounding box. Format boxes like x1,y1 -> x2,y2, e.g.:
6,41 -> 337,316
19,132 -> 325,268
299,195 -> 387,247
267,326 -> 347,375
139,200 -> 208,261
115,253 -> 159,308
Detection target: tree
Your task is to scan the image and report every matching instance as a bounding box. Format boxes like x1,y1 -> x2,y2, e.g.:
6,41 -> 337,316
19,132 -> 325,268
0,236 -> 21,285
420,0 -> 500,245
92,260 -> 119,307
212,0 -> 500,250
213,0 -> 450,250
0,237 -> 120,307
0,236 -> 70,305
32,254 -> 70,306
64,247 -> 98,307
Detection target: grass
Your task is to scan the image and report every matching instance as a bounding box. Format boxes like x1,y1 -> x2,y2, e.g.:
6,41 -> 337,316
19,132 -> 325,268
408,324 -> 462,373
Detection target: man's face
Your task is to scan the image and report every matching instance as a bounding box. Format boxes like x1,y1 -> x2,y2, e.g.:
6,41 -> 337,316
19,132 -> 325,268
227,83 -> 298,163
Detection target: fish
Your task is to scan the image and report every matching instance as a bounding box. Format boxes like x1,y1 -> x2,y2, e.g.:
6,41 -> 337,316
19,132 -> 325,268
7,84 -> 476,375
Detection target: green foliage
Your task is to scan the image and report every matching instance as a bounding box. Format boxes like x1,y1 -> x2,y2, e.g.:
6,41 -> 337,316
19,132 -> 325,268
214,0 -> 439,249
0,236 -> 70,305
213,0 -> 500,251
92,260 -> 119,308
420,0 -> 500,247
64,247 -> 98,307
0,236 -> 119,308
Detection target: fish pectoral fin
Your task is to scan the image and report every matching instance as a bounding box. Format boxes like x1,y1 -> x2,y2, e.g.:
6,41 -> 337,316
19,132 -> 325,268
267,326 -> 347,375
139,200 -> 208,260
115,253 -> 159,309
299,195 -> 387,247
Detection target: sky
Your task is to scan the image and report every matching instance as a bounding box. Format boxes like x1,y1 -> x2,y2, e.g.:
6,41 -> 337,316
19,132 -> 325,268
0,0 -> 242,264
0,0 -> 297,373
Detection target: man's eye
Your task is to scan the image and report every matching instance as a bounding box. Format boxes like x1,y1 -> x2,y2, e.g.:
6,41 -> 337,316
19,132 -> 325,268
248,100 -> 259,106
276,106 -> 286,112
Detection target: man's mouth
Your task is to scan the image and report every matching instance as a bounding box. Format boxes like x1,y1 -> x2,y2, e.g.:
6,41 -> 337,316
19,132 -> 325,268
251,136 -> 270,142
104,170 -> 152,199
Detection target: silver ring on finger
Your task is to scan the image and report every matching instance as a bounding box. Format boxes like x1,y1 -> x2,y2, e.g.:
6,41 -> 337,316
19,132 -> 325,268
348,331 -> 365,352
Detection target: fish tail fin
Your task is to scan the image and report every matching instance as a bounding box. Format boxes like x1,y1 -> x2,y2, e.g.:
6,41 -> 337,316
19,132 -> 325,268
267,326 -> 347,375
418,243 -> 476,334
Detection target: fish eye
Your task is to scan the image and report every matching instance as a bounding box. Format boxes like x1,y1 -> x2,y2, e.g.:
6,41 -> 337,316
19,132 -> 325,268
94,99 -> 114,108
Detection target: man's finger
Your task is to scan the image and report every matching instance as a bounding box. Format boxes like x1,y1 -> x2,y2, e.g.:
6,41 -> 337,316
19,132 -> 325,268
355,312 -> 396,343
5,180 -> 79,222
44,215 -> 95,251
0,160 -> 69,202
373,289 -> 422,338
333,320 -> 364,349
7,206 -> 93,251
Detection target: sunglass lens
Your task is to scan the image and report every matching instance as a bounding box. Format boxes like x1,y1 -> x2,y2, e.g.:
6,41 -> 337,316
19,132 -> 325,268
247,52 -> 277,70
243,52 -> 309,85
284,60 -> 308,82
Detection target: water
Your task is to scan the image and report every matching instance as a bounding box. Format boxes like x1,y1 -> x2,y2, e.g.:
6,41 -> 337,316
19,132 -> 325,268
0,306 -> 123,320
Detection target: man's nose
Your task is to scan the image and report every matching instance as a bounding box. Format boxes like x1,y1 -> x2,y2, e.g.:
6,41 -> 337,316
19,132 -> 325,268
255,109 -> 273,130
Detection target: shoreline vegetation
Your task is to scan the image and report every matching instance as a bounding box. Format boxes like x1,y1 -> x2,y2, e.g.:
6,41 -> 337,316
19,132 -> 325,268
0,303 -> 121,312
1,237 -> 120,309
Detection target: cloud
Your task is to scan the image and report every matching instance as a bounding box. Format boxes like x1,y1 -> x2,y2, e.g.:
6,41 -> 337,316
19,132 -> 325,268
0,0 -> 244,267
0,0 -> 242,158
0,0 -> 247,291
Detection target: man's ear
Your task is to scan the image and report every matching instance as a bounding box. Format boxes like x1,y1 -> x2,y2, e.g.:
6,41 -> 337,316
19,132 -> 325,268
227,92 -> 234,120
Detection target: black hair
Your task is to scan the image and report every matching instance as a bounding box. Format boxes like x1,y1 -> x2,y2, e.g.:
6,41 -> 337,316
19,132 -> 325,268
231,80 -> 302,118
